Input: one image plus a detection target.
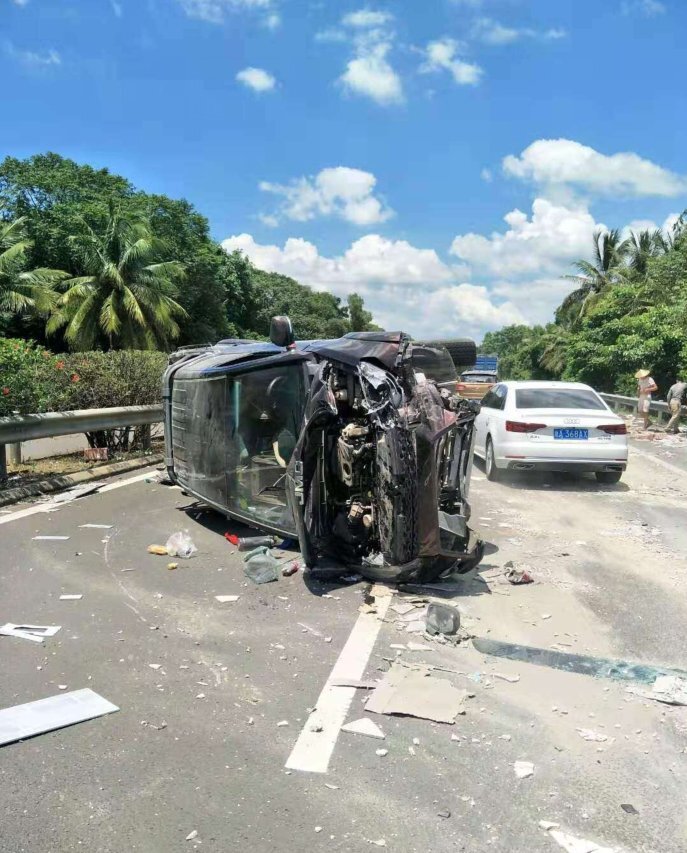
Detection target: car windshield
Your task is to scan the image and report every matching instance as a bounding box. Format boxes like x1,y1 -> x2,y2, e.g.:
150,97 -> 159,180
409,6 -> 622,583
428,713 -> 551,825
515,388 -> 606,410
461,373 -> 496,383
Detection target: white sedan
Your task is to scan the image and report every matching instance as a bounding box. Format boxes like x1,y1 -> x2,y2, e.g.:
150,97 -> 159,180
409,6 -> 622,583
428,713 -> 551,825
473,381 -> 628,484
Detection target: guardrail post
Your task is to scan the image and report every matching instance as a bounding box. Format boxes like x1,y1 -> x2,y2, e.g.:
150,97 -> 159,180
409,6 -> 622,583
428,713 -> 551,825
0,445 -> 7,484
8,441 -> 22,465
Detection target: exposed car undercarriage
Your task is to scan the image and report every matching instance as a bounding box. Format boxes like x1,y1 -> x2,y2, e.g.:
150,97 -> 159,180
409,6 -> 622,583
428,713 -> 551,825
163,323 -> 483,583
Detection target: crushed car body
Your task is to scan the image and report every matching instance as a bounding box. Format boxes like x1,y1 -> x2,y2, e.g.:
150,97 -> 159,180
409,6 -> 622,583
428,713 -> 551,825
162,317 -> 484,583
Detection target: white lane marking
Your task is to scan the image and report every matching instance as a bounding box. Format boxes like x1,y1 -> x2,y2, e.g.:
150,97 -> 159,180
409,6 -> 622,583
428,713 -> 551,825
0,470 -> 156,526
630,444 -> 687,477
285,585 -> 392,774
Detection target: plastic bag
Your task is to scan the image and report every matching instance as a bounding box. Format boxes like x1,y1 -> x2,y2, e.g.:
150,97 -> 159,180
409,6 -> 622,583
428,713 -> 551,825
165,531 -> 198,559
243,546 -> 279,584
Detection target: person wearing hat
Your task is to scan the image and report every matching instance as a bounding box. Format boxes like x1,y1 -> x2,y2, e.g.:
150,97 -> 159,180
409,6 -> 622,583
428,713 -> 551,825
635,369 -> 658,430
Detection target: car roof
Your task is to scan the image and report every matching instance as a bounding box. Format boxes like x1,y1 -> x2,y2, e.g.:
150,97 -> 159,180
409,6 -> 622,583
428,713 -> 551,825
497,380 -> 596,391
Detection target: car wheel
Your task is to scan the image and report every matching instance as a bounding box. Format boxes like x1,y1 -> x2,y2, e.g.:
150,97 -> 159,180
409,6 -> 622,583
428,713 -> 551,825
595,470 -> 622,485
485,437 -> 502,482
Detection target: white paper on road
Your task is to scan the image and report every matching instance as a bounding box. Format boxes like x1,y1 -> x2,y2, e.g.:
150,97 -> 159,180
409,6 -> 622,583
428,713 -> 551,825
285,584 -> 392,773
32,535 -> 70,540
59,594 -> 83,601
0,623 -> 61,643
0,688 -> 119,747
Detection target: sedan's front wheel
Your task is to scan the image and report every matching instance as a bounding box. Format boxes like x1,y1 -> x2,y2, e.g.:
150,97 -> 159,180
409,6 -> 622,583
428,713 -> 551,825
485,437 -> 502,482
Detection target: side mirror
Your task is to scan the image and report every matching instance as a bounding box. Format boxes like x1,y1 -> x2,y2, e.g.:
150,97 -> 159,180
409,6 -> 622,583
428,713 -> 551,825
270,315 -> 295,348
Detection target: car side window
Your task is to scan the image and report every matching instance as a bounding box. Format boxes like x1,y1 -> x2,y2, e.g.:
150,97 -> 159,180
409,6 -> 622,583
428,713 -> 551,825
481,389 -> 498,409
494,385 -> 507,411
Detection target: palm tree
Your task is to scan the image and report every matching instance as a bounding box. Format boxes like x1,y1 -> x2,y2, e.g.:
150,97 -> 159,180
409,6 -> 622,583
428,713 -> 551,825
558,228 -> 629,327
538,326 -> 570,376
0,216 -> 60,318
626,228 -> 668,277
48,204 -> 186,350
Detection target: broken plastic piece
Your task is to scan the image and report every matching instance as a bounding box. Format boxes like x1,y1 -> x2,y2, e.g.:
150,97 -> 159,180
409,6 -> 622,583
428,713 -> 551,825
513,760 -> 534,779
59,594 -> 83,601
0,624 -> 61,643
504,562 -> 534,585
215,595 -> 240,603
366,665 -> 468,723
341,718 -> 386,739
0,688 -> 119,747
224,533 -> 240,546
165,531 -> 197,559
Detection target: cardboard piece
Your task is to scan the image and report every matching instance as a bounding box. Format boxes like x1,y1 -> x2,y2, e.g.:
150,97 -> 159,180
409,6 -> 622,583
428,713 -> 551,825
0,688 -> 119,747
0,624 -> 61,643
365,665 -> 467,724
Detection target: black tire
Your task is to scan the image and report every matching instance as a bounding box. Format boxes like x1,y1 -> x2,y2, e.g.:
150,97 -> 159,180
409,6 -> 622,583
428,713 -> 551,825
595,470 -> 622,485
374,425 -> 418,566
485,437 -> 502,482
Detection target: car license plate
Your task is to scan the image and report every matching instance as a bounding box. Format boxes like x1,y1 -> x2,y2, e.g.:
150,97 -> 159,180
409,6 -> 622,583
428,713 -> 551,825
554,428 -> 588,440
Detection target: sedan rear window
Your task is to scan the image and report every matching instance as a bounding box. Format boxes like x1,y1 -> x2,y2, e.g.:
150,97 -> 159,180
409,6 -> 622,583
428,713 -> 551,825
515,388 -> 606,410
461,373 -> 497,383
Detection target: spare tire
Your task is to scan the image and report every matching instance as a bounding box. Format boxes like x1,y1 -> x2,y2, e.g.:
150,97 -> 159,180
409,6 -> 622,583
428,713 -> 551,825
423,338 -> 477,371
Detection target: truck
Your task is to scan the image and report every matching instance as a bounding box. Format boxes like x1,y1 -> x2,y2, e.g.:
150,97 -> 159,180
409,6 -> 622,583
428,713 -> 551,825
457,353 -> 499,400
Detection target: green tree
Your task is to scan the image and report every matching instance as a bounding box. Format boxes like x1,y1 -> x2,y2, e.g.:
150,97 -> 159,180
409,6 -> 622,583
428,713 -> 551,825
47,204 -> 186,350
347,292 -> 374,331
558,229 -> 629,327
0,215 -> 60,324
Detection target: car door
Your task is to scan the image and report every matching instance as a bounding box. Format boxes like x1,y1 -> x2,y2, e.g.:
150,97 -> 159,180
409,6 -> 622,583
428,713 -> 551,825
483,384 -> 507,451
475,387 -> 498,455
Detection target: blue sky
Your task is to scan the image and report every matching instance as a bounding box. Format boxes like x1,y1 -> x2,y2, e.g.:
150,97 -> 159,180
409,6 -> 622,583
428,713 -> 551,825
2,0 -> 686,340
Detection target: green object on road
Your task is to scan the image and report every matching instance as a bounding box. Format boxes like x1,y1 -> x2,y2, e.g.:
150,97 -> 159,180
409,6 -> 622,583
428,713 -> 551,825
473,637 -> 687,685
243,546 -> 279,584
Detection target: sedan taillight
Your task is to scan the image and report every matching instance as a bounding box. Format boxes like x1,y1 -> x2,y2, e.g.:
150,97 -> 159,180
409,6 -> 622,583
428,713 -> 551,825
598,423 -> 627,435
505,421 -> 546,433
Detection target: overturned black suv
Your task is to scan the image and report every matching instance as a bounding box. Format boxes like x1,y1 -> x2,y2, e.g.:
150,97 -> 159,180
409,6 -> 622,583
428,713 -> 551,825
162,318 -> 483,583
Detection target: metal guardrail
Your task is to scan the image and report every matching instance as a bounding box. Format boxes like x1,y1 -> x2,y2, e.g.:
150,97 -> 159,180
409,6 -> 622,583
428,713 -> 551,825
600,393 -> 686,421
0,405 -> 163,482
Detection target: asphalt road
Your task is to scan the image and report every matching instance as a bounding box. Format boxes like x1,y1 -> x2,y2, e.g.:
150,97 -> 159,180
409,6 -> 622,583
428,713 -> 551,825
1,444 -> 687,853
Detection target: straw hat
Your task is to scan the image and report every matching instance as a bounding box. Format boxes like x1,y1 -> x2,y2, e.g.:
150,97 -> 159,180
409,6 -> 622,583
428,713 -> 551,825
635,369 -> 650,379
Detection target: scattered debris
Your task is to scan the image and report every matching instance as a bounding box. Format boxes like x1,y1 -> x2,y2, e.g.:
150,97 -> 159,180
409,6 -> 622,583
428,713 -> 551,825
277,720 -> 289,727
513,760 -> 534,779
492,672 -> 520,683
0,689 -> 118,747
547,828 -> 616,853
366,840 -> 387,848
33,535 -> 70,541
504,561 -> 534,585
577,728 -> 609,743
341,718 -> 386,739
49,482 -> 105,504
147,545 -> 168,556
539,821 -> 560,831
331,679 -> 378,689
224,533 -> 240,546
215,595 -> 240,603
324,783 -> 339,790
375,748 -> 388,757
425,602 -> 460,636
473,637 -> 687,685
390,602 -> 418,616
366,665 -> 468,724
620,804 -> 638,815
406,642 -> 434,652
243,547 -> 279,584
141,720 -> 167,731
165,531 -> 197,559
237,535 -> 278,551
59,594 -> 83,601
437,809 -> 451,819
0,624 -> 60,643
79,524 -> 113,529
185,830 -> 198,841
341,574 -> 363,584
282,561 -> 301,577
642,675 -> 687,706
167,562 -> 178,570
148,664 -> 163,671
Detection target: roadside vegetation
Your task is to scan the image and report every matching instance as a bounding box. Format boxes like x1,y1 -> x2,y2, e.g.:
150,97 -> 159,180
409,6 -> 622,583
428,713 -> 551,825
481,217 -> 687,394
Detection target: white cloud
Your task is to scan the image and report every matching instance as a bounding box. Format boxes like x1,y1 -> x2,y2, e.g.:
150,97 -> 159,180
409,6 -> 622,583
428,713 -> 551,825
340,42 -> 404,104
336,7 -> 403,105
11,0 -> 30,6
259,167 -> 393,225
236,66 -> 276,92
342,9 -> 393,28
503,138 -> 687,198
178,0 -> 272,25
111,0 -> 123,17
5,43 -> 61,68
450,198 -> 600,279
263,11 -> 280,29
420,38 -> 483,86
622,0 -> 666,16
480,168 -> 493,182
221,232 -> 525,339
472,18 -> 566,45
